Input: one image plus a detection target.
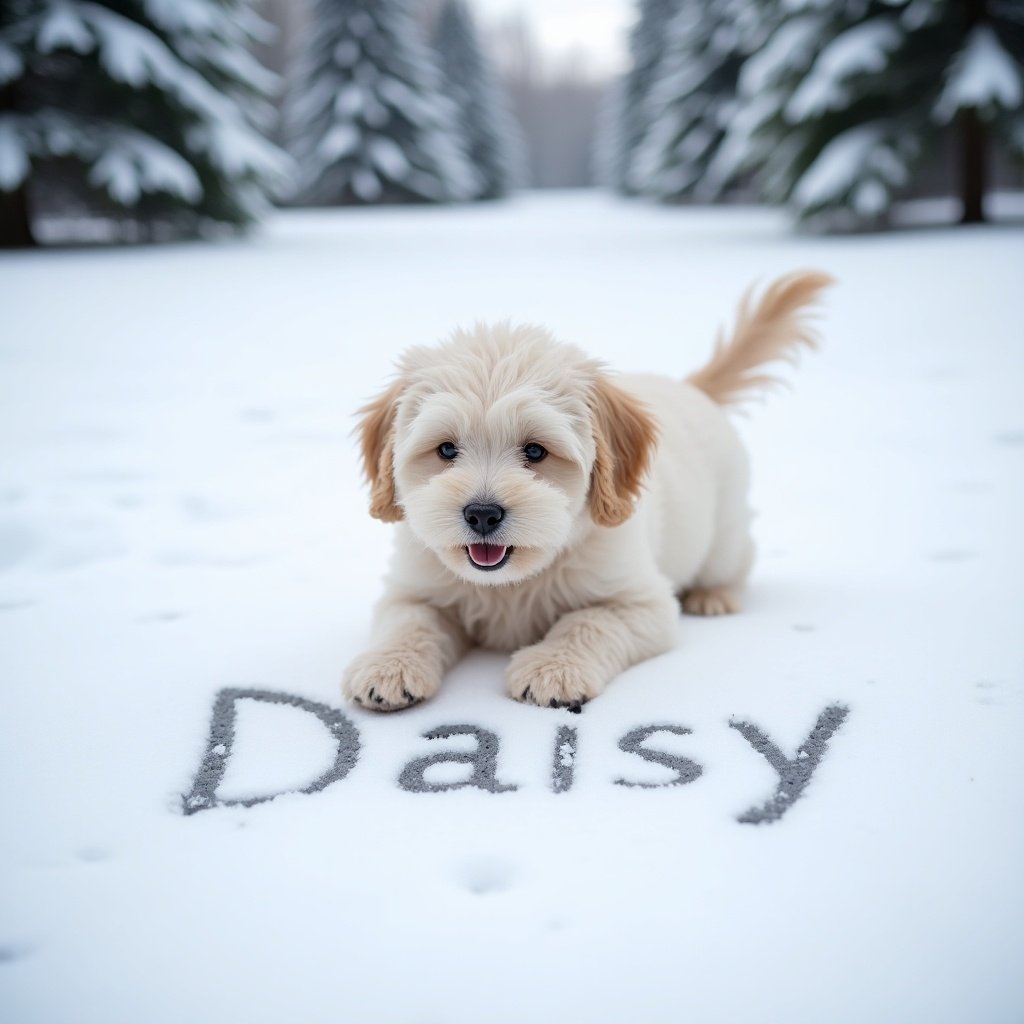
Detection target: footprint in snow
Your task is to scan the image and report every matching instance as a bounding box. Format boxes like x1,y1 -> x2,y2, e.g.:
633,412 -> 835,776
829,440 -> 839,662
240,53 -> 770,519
76,847 -> 112,863
993,431 -> 1024,447
929,548 -> 976,564
158,550 -> 267,569
456,857 -> 517,895
111,494 -> 144,509
974,681 -> 1004,707
239,407 -> 277,423
71,468 -> 146,484
0,520 -> 37,571
137,611 -> 184,624
0,944 -> 33,965
180,494 -> 237,523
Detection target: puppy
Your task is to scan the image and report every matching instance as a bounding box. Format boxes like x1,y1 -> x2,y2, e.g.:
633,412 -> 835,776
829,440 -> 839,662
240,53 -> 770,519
343,271 -> 832,711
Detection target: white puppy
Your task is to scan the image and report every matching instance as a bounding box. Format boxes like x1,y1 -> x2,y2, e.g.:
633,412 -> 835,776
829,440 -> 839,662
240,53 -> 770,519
344,271 -> 832,711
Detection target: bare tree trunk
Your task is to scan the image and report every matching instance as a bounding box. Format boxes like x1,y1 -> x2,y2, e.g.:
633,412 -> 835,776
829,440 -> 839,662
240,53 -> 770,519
0,184 -> 35,248
960,0 -> 987,224
0,77 -> 36,247
959,108 -> 986,224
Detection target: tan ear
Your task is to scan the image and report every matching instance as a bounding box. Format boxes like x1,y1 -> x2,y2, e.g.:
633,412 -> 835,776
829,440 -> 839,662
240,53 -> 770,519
356,379 -> 405,523
589,375 -> 658,527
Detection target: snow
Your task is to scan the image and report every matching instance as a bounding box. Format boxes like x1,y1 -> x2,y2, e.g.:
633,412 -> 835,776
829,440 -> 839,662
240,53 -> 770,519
368,137 -> 410,179
900,0 -> 939,32
88,131 -> 202,204
333,83 -> 364,118
377,75 -> 435,125
351,166 -> 382,201
200,38 -> 279,99
333,39 -> 359,68
196,118 -> 290,181
934,24 -> 1024,122
703,91 -> 776,191
0,41 -> 24,86
0,117 -> 29,189
1,193 -> 1023,1024
318,122 -> 359,163
785,18 -> 902,121
144,0 -> 216,35
0,110 -> 201,205
740,15 -> 821,96
88,4 -> 183,88
791,123 -> 908,212
35,3 -> 94,56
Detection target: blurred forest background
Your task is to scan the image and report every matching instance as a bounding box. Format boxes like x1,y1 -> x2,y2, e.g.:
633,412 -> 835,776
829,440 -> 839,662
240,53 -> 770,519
1,0 -> 1022,246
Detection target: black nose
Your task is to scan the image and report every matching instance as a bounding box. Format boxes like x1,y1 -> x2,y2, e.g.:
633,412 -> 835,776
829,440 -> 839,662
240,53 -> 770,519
463,502 -> 505,537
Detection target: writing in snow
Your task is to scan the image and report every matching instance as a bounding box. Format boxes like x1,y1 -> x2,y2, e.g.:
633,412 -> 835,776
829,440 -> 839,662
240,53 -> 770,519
182,689 -> 849,826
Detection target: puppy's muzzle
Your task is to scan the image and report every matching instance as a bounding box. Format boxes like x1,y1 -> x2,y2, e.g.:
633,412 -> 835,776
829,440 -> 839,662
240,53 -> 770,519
463,502 -> 505,538
463,502 -> 512,572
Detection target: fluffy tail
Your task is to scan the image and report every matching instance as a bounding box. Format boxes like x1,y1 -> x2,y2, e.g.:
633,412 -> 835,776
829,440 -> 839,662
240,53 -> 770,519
687,271 -> 834,406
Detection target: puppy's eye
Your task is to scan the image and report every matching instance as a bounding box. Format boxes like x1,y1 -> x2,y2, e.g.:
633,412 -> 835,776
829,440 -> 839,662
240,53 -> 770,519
437,442 -> 459,460
523,443 -> 547,463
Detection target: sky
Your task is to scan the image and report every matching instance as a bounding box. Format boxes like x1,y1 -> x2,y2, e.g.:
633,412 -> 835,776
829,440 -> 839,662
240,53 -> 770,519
475,0 -> 632,77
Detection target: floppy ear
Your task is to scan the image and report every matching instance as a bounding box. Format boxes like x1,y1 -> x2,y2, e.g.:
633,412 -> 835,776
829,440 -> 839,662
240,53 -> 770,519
356,379 -> 405,523
588,375 -> 658,527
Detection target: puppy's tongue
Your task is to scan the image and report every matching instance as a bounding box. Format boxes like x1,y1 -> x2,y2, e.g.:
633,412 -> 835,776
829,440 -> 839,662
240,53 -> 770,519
468,543 -> 508,567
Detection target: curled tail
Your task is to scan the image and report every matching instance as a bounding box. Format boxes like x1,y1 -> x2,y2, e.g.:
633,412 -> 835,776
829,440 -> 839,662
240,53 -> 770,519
687,271 -> 834,406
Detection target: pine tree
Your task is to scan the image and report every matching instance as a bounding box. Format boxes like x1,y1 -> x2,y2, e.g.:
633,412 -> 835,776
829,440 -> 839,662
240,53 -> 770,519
628,0 -> 766,200
290,0 -> 478,205
431,0 -> 524,199
934,0 -> 1023,222
0,0 -> 289,247
593,78 -> 627,188
609,0 -> 681,193
718,0 -> 1024,227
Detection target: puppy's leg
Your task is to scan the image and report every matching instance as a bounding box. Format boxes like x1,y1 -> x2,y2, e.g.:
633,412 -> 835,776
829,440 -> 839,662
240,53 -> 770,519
681,585 -> 742,616
343,596 -> 468,711
507,590 -> 678,708
681,519 -> 754,617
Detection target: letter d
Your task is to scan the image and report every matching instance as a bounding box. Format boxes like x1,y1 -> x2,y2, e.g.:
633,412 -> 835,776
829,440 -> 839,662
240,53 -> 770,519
182,688 -> 360,814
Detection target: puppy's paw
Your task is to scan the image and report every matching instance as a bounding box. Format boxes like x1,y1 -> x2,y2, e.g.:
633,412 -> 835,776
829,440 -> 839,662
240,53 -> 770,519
342,651 -> 440,712
506,646 -> 600,711
681,586 -> 741,616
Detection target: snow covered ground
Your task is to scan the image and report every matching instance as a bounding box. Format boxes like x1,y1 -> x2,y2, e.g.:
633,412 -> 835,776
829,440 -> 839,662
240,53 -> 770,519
1,192 -> 1023,1023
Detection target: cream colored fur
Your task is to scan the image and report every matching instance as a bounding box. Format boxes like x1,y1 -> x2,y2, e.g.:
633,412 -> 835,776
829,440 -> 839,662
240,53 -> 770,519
343,271 -> 833,710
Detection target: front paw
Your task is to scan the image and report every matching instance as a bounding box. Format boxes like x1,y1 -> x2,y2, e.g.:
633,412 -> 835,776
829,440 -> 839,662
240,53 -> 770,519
506,646 -> 601,711
342,651 -> 441,712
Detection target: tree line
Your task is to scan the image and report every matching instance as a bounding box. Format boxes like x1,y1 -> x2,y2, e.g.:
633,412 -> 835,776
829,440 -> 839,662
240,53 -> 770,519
603,0 -> 1024,227
0,0 -> 520,246
2,0 -> 1021,246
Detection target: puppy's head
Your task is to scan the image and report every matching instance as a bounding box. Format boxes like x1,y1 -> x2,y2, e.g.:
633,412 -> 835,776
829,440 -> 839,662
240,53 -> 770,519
357,323 -> 657,585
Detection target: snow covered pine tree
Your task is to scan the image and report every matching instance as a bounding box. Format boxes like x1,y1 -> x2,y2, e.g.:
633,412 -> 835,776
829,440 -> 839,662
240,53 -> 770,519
609,0 -> 681,194
628,0 -> 766,200
0,0 -> 288,247
290,0 -> 478,205
431,0 -> 524,200
715,0 -> 1024,227
593,78 -> 628,190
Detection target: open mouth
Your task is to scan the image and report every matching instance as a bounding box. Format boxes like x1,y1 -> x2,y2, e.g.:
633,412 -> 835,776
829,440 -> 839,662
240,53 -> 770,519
466,544 -> 512,571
